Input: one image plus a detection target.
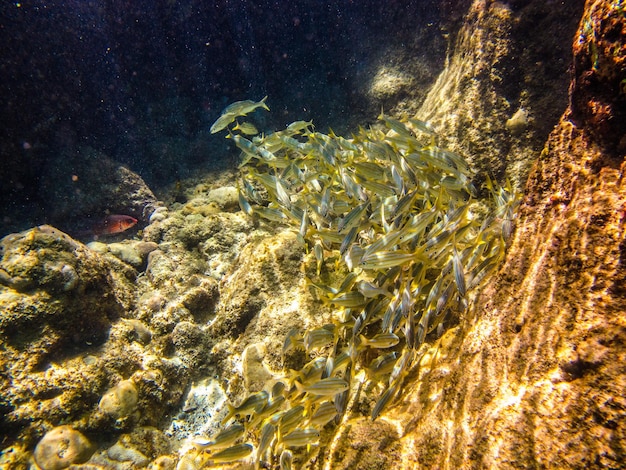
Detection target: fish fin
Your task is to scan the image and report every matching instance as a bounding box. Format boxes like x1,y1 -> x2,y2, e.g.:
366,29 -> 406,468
260,95 -> 270,111
220,403 -> 236,425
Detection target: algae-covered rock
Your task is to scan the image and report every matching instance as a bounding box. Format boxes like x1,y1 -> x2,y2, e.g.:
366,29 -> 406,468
33,425 -> 95,470
108,241 -> 144,267
107,441 -> 150,467
89,240 -> 158,270
242,343 -> 274,392
571,0 -> 626,153
369,66 -> 415,101
83,426 -> 172,468
0,225 -> 127,360
505,106 -> 530,135
0,224 -> 182,457
206,186 -> 239,211
147,455 -> 177,470
211,230 -> 309,345
171,321 -> 213,373
179,278 -> 219,323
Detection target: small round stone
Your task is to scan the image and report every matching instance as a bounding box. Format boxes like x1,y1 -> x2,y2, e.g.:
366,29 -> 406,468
98,379 -> 139,419
33,425 -> 94,470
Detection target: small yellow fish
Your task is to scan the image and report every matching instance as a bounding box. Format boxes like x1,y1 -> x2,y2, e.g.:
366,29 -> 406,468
452,245 -> 467,297
209,443 -> 254,463
371,381 -> 399,421
221,391 -> 269,424
223,95 -> 269,116
210,112 -> 238,134
359,251 -> 418,270
256,422 -> 277,463
278,405 -> 306,435
210,96 -> 269,133
328,291 -> 366,308
280,449 -> 293,470
280,428 -> 320,448
359,332 -> 400,349
205,422 -> 245,450
308,401 -> 337,427
227,133 -> 259,157
294,377 -> 349,397
287,357 -> 326,386
248,395 -> 286,428
304,325 -> 335,352
367,351 -> 399,379
286,120 -> 314,134
238,190 -> 253,215
233,121 -> 260,135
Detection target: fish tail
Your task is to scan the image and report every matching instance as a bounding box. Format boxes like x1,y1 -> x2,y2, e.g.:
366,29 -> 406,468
221,404 -> 236,425
260,95 -> 270,111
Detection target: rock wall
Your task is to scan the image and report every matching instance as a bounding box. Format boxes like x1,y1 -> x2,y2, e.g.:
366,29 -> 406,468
418,0 -> 585,190
326,1 -> 625,468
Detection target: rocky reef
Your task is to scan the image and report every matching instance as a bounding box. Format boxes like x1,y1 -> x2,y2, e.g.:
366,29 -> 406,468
323,1 -> 625,468
1,0 -> 624,469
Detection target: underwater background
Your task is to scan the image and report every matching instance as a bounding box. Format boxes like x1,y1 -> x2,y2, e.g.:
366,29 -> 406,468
1,0 -> 625,469
1,0 -> 452,237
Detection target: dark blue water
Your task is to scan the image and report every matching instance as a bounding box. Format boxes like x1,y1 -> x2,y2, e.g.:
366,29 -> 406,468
0,0 -> 447,236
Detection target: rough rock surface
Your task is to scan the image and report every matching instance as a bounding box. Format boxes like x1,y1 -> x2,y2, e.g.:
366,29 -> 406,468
325,1 -> 626,468
417,0 -> 585,190
0,168 -> 282,468
0,224 -> 186,457
43,147 -> 160,232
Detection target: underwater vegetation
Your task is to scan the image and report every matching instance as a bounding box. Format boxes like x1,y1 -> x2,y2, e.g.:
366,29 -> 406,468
180,98 -> 520,468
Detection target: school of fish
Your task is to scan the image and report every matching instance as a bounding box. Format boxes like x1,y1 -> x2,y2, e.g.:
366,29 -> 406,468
178,97 -> 520,468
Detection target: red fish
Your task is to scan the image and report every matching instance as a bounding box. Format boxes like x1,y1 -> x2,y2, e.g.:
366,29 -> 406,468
92,214 -> 138,236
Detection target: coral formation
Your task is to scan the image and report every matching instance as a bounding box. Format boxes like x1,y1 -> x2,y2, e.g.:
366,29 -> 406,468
571,0 -> 626,153
43,147 -> 160,235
